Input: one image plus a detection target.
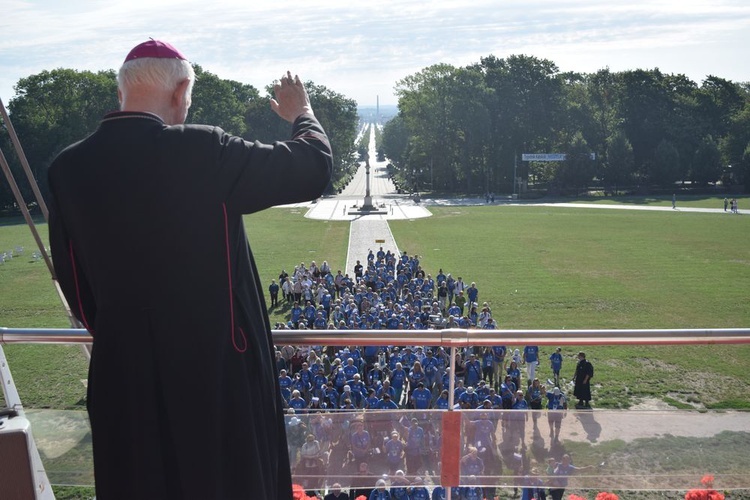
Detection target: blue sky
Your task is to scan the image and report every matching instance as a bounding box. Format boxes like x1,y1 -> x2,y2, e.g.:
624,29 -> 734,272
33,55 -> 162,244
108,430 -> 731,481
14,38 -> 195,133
1,0 -> 749,107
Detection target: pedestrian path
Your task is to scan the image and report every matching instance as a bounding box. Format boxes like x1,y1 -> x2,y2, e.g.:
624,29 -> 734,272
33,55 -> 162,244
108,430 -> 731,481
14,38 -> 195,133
304,197 -> 431,221
345,219 -> 400,280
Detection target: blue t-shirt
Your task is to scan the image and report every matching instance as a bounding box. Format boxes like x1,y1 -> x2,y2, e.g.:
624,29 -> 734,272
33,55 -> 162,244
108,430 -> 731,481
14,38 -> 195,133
550,352 -> 563,371
523,345 -> 539,364
492,346 -> 507,361
412,387 -> 432,409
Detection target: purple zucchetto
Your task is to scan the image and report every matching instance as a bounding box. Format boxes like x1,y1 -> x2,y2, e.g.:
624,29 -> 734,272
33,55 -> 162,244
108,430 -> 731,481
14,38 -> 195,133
123,39 -> 187,63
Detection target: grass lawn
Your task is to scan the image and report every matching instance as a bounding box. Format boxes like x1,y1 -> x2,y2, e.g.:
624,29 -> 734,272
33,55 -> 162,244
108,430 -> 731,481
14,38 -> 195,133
1,204 -> 749,496
564,193 -> 749,209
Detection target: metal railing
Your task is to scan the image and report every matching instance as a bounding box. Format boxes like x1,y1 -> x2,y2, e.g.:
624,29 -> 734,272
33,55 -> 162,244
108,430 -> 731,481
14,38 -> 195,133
3,326 -> 750,496
3,326 -> 750,347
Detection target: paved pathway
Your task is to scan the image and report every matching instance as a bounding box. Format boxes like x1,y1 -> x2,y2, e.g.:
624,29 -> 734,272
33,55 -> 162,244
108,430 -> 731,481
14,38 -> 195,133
311,125 -> 431,274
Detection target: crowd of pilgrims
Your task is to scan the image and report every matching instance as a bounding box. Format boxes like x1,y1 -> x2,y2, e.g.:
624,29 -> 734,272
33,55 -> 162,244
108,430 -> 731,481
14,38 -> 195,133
273,250 -> 578,499
271,248 -> 487,331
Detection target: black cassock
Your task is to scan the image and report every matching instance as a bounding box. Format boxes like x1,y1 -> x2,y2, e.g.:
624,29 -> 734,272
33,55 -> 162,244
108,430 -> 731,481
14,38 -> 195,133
48,111 -> 332,499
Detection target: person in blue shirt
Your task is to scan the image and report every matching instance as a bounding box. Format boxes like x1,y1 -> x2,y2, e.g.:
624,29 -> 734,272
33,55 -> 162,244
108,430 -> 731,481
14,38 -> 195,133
376,393 -> 399,410
401,347 -> 417,370
510,390 -> 529,446
364,387 -> 380,410
549,347 -> 563,388
390,362 -> 407,406
404,418 -> 425,475
475,380 -> 490,401
433,389 -> 451,410
522,345 -> 540,385
500,375 -> 516,409
385,433 -> 406,473
472,412 -> 496,458
369,479 -> 391,500
333,366 -> 348,393
481,347 -> 494,383
459,386 -> 480,409
343,357 -> 359,380
350,420 -> 372,463
291,373 -> 310,400
447,302 -> 461,318
349,374 -> 367,407
340,385 -> 358,408
546,386 -> 567,441
491,346 -> 507,390
486,388 -> 503,409
464,353 -> 482,388
526,378 -> 544,427
289,390 -> 308,412
389,471 -> 410,500
408,361 -> 427,403
507,361 -> 521,394
376,380 -> 396,400
313,311 -> 328,329
410,382 -> 432,410
466,282 -> 479,304
291,301 -> 303,326
421,350 -> 439,391
303,300 -> 317,323
312,369 -> 328,396
368,362 -> 385,387
460,447 -> 484,478
409,477 -> 430,500
548,453 -> 597,500
520,473 -> 547,500
323,384 -> 339,409
278,372 -> 293,405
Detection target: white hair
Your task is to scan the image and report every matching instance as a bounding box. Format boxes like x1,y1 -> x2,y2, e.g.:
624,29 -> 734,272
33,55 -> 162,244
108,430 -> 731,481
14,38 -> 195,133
117,57 -> 195,96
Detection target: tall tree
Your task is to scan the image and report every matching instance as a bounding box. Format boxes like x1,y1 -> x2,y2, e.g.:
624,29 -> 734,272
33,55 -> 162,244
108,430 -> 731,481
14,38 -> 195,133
480,54 -> 564,192
691,135 -> 722,185
189,65 -> 259,136
604,129 -> 635,191
305,83 -> 358,192
651,139 -> 681,186
8,68 -> 119,202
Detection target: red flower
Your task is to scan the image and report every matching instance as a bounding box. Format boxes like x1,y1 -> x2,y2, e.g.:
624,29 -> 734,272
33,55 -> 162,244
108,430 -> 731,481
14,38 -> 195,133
292,484 -> 317,500
595,493 -> 620,500
685,488 -> 725,500
701,475 -> 715,488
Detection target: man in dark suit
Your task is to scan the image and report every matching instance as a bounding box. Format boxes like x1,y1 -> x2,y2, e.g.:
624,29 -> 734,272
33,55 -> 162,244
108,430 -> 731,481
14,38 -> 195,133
48,39 -> 331,499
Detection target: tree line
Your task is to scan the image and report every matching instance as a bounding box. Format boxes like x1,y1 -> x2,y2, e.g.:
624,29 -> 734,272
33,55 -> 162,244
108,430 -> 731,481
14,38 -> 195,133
0,66 -> 359,212
380,55 -> 750,196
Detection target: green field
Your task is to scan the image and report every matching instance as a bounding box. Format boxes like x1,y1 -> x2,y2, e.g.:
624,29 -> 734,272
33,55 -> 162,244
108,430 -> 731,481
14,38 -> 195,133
2,203 -> 749,411
1,202 -> 749,498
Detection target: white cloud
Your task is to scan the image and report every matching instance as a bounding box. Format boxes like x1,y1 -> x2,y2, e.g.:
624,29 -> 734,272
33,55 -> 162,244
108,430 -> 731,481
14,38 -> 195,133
1,0 -> 748,106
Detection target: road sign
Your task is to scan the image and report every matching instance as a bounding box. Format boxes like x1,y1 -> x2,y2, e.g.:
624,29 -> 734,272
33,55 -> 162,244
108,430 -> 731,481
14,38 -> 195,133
522,153 -> 596,161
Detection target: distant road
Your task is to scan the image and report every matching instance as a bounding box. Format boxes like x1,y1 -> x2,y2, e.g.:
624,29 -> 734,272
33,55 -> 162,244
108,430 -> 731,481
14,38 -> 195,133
339,126 -> 401,199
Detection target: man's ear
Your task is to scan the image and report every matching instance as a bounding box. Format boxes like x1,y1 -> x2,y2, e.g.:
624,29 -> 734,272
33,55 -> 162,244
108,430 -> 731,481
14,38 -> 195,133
172,79 -> 192,108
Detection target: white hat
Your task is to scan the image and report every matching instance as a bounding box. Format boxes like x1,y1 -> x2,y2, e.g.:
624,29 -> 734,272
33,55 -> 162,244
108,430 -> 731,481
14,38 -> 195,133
553,387 -> 561,395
